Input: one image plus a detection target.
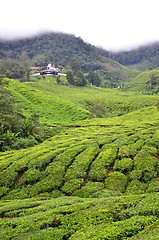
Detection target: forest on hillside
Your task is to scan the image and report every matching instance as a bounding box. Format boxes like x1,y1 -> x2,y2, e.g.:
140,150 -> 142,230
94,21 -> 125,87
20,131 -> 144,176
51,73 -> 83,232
112,42 -> 159,70
0,32 -> 138,87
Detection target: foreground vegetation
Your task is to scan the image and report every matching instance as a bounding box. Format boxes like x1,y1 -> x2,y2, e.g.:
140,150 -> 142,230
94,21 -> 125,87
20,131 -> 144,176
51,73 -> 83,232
0,193 -> 159,239
0,105 -> 158,199
0,75 -> 159,239
0,104 -> 159,239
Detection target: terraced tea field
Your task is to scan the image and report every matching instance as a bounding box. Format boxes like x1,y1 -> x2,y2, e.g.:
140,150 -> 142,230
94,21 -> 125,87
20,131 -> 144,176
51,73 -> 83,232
0,106 -> 159,200
7,77 -> 158,125
0,77 -> 159,239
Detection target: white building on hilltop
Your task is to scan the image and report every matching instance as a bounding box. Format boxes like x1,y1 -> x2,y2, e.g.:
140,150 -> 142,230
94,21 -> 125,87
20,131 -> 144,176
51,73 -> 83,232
47,63 -> 57,71
40,63 -> 58,76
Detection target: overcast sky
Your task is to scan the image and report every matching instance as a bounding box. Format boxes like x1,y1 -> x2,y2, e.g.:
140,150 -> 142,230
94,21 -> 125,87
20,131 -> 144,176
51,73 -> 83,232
1,0 -> 159,51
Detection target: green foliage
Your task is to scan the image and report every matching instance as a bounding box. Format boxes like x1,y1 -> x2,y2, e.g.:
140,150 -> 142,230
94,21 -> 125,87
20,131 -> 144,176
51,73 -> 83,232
114,157 -> 133,173
0,193 -> 158,239
0,105 -> 158,199
73,182 -> 104,198
66,69 -> 75,85
105,171 -> 127,193
0,59 -> 25,79
124,69 -> 159,93
61,179 -> 83,195
69,57 -> 81,75
75,70 -> 88,86
146,178 -> 159,193
112,41 -> 159,71
0,80 -> 44,151
87,70 -> 102,86
126,179 -> 147,194
0,70 -> 159,239
89,146 -> 117,180
134,152 -> 158,182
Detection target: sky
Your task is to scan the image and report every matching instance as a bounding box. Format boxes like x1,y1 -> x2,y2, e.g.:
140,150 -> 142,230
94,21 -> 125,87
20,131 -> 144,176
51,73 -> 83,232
1,0 -> 159,51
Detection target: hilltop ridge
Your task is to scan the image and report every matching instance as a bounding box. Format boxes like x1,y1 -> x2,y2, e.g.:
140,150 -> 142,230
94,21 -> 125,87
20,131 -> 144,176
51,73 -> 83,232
0,32 -> 138,87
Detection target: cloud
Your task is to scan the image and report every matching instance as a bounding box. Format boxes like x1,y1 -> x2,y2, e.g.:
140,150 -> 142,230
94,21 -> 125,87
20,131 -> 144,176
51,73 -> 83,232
1,0 -> 159,50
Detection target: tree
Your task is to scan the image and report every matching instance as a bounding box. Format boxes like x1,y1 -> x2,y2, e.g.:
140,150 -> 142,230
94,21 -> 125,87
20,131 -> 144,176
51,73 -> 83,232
75,71 -> 88,86
0,86 -> 24,137
0,80 -> 43,151
87,70 -> 101,86
66,69 -> 75,85
0,59 -> 25,79
69,57 -> 81,75
19,51 -> 31,81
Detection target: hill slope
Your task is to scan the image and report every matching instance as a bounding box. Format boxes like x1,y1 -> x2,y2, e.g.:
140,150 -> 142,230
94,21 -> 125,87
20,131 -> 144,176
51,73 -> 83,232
0,106 -> 159,239
7,77 -> 158,125
0,106 -> 158,200
0,77 -> 159,239
112,42 -> 159,71
0,32 -> 138,85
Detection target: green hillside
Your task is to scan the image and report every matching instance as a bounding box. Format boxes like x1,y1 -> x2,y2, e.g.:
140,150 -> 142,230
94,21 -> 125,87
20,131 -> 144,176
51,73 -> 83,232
0,32 -> 138,86
122,69 -> 159,93
7,77 -> 158,125
112,41 -> 159,71
0,104 -> 159,239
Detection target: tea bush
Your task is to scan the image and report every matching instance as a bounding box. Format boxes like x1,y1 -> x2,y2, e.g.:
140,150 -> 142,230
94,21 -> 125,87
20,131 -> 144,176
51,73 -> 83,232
114,157 -> 133,173
105,171 -> 128,193
126,179 -> 147,194
72,181 -> 105,198
0,192 -> 159,239
89,146 -> 117,180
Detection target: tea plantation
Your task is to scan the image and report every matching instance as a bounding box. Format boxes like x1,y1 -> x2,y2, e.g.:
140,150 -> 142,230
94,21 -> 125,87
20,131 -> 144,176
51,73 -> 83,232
0,77 -> 159,239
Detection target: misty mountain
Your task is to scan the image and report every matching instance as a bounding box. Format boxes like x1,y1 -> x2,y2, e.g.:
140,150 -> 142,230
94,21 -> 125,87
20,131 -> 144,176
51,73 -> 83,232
111,42 -> 159,71
0,32 -> 136,86
0,32 -> 110,68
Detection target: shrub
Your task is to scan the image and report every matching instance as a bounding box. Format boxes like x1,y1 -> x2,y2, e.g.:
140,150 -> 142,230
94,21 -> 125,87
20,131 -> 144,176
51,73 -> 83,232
54,145 -> 86,168
91,189 -> 122,198
65,145 -> 99,180
129,170 -> 143,180
0,186 -> 9,197
140,145 -> 158,156
134,153 -> 158,182
113,157 -> 133,173
2,186 -> 32,200
12,136 -> 38,149
150,129 -> 159,147
72,182 -> 104,198
105,171 -> 127,193
126,179 -> 147,194
146,178 -> 159,193
61,179 -> 84,195
89,147 -> 117,180
20,169 -> 43,185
